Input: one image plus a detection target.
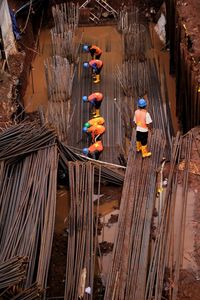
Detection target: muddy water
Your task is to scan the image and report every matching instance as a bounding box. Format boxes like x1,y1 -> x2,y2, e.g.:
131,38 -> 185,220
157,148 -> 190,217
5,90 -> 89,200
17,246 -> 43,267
56,186 -> 70,233
23,28 -> 51,112
98,208 -> 119,285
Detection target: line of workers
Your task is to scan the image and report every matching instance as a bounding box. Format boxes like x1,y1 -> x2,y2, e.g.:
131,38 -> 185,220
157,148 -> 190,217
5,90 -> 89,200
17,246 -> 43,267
81,44 -> 152,159
82,44 -> 105,160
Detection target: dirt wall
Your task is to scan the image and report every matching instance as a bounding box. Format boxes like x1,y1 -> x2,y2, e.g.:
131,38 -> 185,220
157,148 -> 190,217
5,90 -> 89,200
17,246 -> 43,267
167,0 -> 200,133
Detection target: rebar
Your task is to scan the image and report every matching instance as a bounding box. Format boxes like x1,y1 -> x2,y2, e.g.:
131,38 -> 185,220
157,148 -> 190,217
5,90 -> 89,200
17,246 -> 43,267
0,122 -> 58,297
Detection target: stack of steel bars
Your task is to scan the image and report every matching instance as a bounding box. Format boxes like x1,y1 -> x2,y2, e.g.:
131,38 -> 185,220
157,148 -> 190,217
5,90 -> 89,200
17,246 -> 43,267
104,129 -> 166,299
116,5 -> 173,154
52,2 -> 79,33
58,141 -> 125,185
44,55 -> 75,142
45,2 -> 80,142
64,161 -> 95,299
105,129 -> 197,299
0,257 -> 27,293
0,122 -> 58,298
50,28 -> 82,64
51,2 -> 81,64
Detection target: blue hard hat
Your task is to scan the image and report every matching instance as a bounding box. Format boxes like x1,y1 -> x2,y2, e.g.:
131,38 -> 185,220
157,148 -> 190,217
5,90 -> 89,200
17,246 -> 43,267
83,45 -> 89,52
82,127 -> 88,133
82,148 -> 89,155
83,62 -> 89,68
138,98 -> 147,108
82,96 -> 88,102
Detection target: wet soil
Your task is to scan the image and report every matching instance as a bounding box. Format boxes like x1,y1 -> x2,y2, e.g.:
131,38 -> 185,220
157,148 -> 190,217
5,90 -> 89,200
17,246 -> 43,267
177,127 -> 200,300
46,186 -> 69,298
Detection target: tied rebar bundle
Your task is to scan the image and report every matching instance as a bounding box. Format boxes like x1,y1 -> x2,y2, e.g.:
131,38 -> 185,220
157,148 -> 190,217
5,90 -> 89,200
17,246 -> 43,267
64,162 -> 95,300
58,141 -> 125,185
116,60 -> 148,98
44,56 -> 75,142
104,129 -> 197,299
104,129 -> 166,300
50,28 -> 81,64
118,6 -> 151,60
10,283 -> 43,300
0,122 -> 58,297
0,121 -> 56,162
52,2 -> 79,33
0,256 -> 27,291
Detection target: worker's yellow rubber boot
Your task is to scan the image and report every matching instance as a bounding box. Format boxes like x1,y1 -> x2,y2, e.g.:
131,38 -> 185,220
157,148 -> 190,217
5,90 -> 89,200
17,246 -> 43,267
141,145 -> 151,158
136,141 -> 142,152
94,74 -> 100,84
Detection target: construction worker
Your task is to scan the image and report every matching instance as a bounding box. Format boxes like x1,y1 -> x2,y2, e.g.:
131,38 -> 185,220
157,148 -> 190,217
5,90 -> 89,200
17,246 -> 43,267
83,44 -> 102,59
82,92 -> 103,117
82,140 -> 103,160
134,98 -> 152,158
83,124 -> 106,143
83,59 -> 103,84
84,116 -> 105,128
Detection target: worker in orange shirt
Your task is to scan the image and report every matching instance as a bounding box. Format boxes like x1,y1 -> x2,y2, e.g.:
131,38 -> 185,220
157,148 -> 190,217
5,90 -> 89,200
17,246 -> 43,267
83,124 -> 106,143
84,116 -> 105,129
82,140 -> 103,160
134,98 -> 152,158
83,59 -> 103,83
83,44 -> 102,59
82,92 -> 103,117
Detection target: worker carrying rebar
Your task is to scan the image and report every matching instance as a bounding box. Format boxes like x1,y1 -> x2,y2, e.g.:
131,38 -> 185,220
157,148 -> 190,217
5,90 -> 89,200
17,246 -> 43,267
134,98 -> 152,158
83,59 -> 103,84
83,124 -> 106,143
82,92 -> 103,117
84,116 -> 105,128
82,140 -> 104,160
83,44 -> 102,59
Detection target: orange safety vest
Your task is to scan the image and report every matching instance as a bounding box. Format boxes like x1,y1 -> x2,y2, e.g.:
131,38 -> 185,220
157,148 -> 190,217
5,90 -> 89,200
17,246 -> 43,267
88,125 -> 106,140
90,45 -> 102,56
88,92 -> 103,102
89,141 -> 103,153
89,59 -> 103,68
135,109 -> 148,128
88,117 -> 105,126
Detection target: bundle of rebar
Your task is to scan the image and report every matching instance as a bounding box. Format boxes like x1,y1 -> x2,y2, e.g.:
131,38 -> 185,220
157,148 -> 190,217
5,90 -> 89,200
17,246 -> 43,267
118,6 -> 139,33
0,256 -> 27,290
116,5 -> 173,155
44,55 -> 75,142
58,141 -> 125,185
11,283 -> 43,300
116,60 -> 148,98
50,28 -> 81,64
104,128 -> 197,299
64,161 -> 95,299
0,121 -> 56,161
118,6 -> 151,60
104,129 -> 166,299
45,2 -> 80,142
52,2 -> 79,33
0,122 -> 58,296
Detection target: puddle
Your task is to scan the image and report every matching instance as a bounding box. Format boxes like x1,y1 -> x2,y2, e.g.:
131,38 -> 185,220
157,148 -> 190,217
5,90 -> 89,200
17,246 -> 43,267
56,186 -> 70,234
97,207 -> 119,285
